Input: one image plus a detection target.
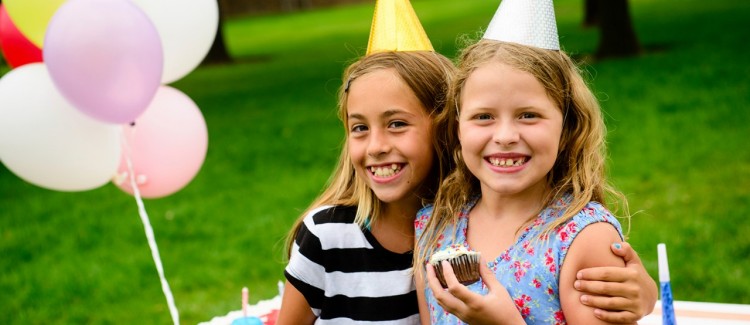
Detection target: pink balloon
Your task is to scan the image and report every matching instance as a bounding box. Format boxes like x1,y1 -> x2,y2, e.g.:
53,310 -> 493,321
44,0 -> 163,124
114,86 -> 208,199
0,5 -> 43,68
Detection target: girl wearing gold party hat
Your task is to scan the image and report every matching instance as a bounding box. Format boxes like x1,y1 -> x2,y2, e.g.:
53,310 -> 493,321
278,0 -> 455,323
414,0 -> 657,324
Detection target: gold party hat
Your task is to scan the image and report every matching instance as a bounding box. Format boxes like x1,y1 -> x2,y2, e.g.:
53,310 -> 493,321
366,0 -> 433,55
483,0 -> 560,50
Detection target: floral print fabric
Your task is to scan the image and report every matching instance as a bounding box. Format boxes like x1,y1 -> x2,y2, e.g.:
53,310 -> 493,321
414,195 -> 623,324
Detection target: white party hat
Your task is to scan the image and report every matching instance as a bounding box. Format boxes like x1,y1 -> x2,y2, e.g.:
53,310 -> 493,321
483,0 -> 560,50
366,0 -> 433,55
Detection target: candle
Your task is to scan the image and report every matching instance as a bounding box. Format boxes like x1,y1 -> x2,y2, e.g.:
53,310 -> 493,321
231,287 -> 263,325
242,287 -> 248,317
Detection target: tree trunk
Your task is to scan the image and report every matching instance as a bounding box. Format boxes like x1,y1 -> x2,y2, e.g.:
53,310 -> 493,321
593,0 -> 641,59
202,0 -> 232,64
583,0 -> 598,28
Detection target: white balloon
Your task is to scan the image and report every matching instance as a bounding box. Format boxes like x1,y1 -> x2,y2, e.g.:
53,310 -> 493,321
0,63 -> 122,191
131,0 -> 219,84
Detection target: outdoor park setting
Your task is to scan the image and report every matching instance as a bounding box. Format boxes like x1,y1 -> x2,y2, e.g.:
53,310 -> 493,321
1,0 -> 748,323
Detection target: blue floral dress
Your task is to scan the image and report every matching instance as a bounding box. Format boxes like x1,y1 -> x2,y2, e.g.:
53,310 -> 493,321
414,195 -> 623,325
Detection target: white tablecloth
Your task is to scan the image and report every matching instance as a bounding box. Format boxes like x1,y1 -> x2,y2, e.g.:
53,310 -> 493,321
640,300 -> 750,325
199,295 -> 281,325
202,297 -> 750,324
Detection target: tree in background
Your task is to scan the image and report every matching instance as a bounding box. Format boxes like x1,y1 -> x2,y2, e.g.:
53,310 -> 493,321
202,0 -> 643,64
281,0 -> 312,11
584,0 -> 641,59
202,0 -> 232,64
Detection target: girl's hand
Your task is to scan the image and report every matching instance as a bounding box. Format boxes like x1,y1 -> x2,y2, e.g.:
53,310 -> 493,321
426,258 -> 525,325
575,242 -> 658,323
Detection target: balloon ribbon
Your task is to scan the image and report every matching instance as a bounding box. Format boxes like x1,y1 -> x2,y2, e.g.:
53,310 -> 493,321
123,130 -> 180,325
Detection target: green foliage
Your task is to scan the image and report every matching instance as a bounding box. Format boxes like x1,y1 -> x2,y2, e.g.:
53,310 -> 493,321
1,0 -> 748,323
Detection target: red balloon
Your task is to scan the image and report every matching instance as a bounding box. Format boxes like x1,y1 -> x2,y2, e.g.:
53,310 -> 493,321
0,4 -> 43,68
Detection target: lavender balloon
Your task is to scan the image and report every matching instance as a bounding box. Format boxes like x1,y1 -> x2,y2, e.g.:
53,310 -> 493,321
44,0 -> 163,124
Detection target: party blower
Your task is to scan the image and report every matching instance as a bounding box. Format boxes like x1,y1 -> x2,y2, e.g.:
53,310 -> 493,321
658,243 -> 677,325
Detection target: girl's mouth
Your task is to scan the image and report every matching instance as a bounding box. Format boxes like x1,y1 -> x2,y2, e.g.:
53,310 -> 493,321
487,157 -> 528,167
368,163 -> 403,177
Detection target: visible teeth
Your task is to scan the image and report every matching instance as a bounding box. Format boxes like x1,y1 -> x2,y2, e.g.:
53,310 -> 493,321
489,157 -> 526,167
370,164 -> 401,177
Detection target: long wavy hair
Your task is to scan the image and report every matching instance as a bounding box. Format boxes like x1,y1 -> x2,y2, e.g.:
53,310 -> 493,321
285,51 -> 456,257
415,40 -> 630,272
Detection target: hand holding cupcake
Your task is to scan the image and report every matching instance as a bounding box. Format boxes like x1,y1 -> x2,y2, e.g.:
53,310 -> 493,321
429,245 -> 481,288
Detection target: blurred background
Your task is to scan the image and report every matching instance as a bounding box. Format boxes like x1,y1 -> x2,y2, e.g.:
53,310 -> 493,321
1,0 -> 748,323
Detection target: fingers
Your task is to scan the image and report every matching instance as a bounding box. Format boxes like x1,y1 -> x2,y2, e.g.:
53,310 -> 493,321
440,261 -> 473,302
425,263 -> 446,293
591,308 -> 641,324
577,266 -> 638,283
580,294 -> 638,312
575,277 -> 639,298
426,263 -> 464,312
611,242 -> 642,266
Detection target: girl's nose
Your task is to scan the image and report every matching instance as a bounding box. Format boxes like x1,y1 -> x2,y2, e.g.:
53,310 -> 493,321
493,121 -> 520,147
367,129 -> 392,157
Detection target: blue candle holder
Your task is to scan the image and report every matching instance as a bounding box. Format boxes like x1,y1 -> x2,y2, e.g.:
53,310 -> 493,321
231,316 -> 263,325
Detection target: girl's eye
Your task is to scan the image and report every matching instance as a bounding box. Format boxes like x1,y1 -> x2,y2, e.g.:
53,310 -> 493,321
474,113 -> 493,120
388,120 -> 408,128
519,112 -> 539,119
350,124 -> 368,133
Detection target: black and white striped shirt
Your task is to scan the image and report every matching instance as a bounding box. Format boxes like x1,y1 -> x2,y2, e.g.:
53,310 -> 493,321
284,205 -> 419,324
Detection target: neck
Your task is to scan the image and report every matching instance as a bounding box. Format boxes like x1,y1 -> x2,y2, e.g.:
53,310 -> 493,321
478,184 -> 549,222
380,199 -> 420,231
369,200 -> 419,254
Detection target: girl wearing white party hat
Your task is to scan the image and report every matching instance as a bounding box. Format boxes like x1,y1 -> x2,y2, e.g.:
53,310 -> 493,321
277,1 -> 456,324
414,0 -> 656,324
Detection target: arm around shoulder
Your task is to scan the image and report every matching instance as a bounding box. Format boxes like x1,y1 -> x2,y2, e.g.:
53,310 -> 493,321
559,222 -> 635,325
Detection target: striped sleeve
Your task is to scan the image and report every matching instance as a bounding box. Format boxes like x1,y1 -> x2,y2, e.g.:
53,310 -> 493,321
284,206 -> 331,312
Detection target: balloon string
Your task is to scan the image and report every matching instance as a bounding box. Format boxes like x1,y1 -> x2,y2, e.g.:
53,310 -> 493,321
122,128 -> 180,325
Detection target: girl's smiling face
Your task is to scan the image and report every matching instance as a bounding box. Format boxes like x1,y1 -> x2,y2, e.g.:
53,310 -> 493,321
346,68 -> 434,208
458,62 -> 563,199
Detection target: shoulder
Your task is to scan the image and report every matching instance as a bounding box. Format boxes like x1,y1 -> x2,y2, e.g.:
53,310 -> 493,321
554,201 -> 624,265
559,202 -> 625,275
567,201 -> 623,238
414,204 -> 435,237
417,203 -> 435,216
295,205 -> 356,243
303,205 -> 357,227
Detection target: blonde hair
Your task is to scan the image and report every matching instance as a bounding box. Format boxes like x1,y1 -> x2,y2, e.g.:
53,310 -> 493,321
415,40 -> 630,272
285,51 -> 456,257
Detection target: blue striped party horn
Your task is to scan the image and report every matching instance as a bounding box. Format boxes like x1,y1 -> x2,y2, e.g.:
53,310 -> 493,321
658,243 -> 677,325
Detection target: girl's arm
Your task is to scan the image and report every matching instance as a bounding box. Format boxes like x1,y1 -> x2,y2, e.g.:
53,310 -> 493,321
425,258 -> 525,325
415,268 -> 431,325
559,222 -> 636,325
575,242 -> 657,323
275,281 -> 316,325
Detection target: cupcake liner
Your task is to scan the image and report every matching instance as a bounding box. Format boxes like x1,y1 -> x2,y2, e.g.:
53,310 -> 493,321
432,253 -> 480,288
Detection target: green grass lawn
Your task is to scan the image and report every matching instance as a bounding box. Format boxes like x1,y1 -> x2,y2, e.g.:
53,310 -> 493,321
1,0 -> 749,323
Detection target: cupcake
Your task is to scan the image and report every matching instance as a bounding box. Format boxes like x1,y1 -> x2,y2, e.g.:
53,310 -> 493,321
429,245 -> 480,288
